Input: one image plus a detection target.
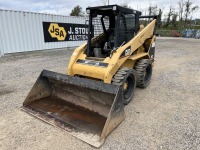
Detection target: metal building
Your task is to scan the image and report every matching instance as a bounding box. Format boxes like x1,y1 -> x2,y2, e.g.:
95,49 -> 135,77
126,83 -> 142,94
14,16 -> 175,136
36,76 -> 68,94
0,9 -> 88,57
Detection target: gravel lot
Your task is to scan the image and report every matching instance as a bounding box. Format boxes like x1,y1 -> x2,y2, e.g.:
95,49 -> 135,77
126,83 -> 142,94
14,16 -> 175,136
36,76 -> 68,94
0,37 -> 200,150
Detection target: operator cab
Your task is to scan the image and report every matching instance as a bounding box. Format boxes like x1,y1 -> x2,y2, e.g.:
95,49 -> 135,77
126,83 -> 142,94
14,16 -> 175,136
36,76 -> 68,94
86,5 -> 141,58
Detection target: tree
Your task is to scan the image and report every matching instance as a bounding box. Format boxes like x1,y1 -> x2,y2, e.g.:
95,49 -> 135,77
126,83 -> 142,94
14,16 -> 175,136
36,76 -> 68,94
184,0 -> 199,23
70,5 -> 84,16
165,6 -> 173,27
148,5 -> 157,16
185,0 -> 192,21
178,0 -> 185,22
157,8 -> 163,28
171,13 -> 178,28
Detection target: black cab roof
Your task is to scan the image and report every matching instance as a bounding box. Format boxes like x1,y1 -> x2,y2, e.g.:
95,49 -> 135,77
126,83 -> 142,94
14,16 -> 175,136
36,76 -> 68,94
86,5 -> 141,15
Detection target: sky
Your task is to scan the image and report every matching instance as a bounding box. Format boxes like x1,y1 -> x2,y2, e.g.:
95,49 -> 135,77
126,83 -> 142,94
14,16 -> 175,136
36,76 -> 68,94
0,0 -> 199,19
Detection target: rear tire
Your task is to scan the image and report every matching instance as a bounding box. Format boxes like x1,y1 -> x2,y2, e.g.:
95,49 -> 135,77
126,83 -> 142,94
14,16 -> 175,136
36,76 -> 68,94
112,68 -> 136,105
134,59 -> 153,88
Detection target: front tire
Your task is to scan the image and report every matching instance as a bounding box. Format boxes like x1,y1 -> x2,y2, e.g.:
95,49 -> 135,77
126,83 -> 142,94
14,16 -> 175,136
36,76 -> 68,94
112,68 -> 136,105
135,59 -> 153,88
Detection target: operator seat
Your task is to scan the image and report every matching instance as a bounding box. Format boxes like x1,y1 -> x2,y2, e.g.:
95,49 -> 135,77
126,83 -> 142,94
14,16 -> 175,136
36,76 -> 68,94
104,28 -> 115,51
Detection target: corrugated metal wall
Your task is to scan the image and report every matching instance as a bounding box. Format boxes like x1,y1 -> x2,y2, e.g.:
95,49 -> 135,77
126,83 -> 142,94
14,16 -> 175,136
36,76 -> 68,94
0,10 -> 88,57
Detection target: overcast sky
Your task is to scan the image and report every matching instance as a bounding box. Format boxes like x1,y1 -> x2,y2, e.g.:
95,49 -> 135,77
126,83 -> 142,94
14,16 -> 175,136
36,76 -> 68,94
0,0 -> 199,19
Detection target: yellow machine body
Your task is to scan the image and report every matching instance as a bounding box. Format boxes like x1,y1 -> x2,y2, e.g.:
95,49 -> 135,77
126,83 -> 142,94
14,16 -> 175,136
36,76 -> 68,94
68,19 -> 156,83
22,5 -> 157,148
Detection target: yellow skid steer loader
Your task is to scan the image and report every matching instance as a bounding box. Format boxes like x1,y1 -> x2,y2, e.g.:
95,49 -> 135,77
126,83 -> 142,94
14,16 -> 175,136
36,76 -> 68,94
22,5 -> 157,147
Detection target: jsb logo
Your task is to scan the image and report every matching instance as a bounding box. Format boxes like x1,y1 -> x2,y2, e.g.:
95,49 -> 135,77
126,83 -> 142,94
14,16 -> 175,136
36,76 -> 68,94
48,23 -> 67,41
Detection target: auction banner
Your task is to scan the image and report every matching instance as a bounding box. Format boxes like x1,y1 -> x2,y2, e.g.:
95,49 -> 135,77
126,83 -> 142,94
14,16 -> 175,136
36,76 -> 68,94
43,22 -> 89,42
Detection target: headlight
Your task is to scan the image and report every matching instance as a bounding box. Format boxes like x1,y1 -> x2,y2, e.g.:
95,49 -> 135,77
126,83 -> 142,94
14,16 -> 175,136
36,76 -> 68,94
86,9 -> 90,14
113,6 -> 117,11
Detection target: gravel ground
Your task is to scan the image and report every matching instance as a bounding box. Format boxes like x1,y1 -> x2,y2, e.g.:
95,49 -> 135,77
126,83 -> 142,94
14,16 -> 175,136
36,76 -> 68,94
0,37 -> 200,150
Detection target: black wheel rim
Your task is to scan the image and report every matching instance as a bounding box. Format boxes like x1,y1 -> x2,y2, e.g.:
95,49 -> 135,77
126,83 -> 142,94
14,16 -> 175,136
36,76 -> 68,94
123,74 -> 135,99
144,64 -> 152,84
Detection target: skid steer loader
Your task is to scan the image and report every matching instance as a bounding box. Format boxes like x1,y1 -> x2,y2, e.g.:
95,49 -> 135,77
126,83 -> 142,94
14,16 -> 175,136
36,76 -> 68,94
22,5 -> 157,147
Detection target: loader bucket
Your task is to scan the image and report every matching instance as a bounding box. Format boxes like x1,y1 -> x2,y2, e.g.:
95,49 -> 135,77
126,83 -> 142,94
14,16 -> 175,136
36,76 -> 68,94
21,70 -> 125,147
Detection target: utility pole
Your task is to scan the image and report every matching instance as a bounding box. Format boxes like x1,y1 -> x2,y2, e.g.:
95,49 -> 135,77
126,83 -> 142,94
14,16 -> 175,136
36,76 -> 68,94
108,0 -> 109,5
